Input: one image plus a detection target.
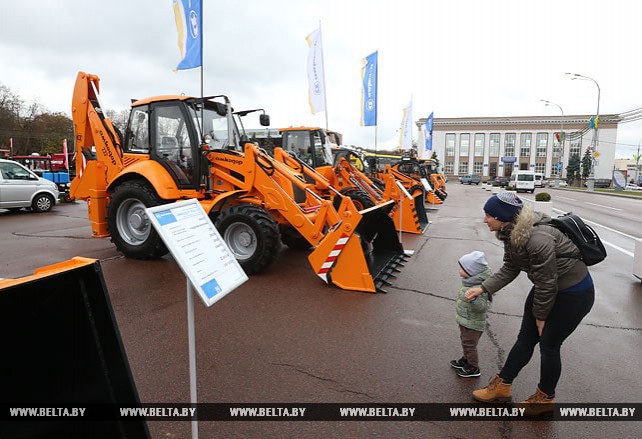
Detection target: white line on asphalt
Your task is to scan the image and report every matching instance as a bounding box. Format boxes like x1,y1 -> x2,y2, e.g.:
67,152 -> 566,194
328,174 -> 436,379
584,202 -> 622,211
552,207 -> 638,257
556,196 -> 576,201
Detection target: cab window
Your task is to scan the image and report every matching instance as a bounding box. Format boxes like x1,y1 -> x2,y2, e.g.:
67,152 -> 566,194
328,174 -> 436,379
152,104 -> 194,186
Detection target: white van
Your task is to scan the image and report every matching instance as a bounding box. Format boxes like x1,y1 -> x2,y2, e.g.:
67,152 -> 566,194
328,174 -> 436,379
508,170 -> 535,193
534,173 -> 545,188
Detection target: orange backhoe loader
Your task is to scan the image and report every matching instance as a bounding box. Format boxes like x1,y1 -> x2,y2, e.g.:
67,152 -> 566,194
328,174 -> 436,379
276,127 -> 429,234
389,157 -> 448,204
69,72 -> 405,292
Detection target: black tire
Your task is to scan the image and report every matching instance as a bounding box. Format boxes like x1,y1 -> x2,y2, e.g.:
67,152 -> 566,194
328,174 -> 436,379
280,225 -> 312,250
107,180 -> 169,259
333,189 -> 375,212
31,193 -> 54,213
215,204 -> 280,274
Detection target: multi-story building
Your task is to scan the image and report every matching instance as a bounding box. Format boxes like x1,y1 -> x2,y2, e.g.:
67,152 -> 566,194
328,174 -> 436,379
417,115 -> 619,180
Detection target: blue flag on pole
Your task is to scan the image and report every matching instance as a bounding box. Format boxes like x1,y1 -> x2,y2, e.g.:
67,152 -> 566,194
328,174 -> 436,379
173,0 -> 202,70
424,112 -> 434,151
361,51 -> 378,126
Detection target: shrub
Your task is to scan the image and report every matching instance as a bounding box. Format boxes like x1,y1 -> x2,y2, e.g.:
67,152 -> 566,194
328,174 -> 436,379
535,192 -> 551,202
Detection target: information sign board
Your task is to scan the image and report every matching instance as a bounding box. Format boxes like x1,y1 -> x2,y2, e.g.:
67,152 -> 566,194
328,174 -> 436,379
146,199 -> 248,307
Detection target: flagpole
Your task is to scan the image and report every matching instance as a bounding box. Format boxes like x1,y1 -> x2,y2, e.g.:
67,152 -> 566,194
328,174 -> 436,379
319,20 -> 329,131
200,2 -> 204,140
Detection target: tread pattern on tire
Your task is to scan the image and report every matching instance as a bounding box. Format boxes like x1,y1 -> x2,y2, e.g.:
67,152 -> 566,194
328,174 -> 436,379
107,180 -> 169,259
215,204 -> 281,275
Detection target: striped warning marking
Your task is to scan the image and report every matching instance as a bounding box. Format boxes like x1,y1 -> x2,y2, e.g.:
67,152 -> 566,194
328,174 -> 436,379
316,234 -> 350,283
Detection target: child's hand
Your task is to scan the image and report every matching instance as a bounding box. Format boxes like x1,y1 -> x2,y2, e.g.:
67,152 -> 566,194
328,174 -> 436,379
465,287 -> 483,302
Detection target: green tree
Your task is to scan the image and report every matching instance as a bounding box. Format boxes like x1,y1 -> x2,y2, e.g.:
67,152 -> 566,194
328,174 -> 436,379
566,154 -> 581,185
581,148 -> 592,180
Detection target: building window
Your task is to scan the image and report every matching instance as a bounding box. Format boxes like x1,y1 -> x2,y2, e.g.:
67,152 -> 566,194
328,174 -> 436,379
536,133 -> 548,157
535,163 -> 546,174
520,133 -> 531,157
446,134 -> 455,156
473,162 -> 483,174
460,161 -> 468,174
444,161 -> 454,174
460,134 -> 470,157
569,138 -> 581,157
474,134 -> 485,157
551,163 -> 561,176
504,133 -> 516,156
489,133 -> 500,156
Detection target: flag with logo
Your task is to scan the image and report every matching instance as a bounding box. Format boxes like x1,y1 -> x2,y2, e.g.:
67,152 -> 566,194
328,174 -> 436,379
306,28 -> 326,114
360,51 -> 378,126
420,112 -> 434,159
173,0 -> 202,70
399,100 -> 413,151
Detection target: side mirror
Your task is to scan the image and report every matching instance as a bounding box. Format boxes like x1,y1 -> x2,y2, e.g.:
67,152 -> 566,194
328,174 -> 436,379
259,114 -> 270,126
214,102 -> 227,117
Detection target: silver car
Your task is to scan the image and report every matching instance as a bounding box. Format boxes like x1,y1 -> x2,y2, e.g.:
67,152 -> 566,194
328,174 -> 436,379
0,159 -> 60,212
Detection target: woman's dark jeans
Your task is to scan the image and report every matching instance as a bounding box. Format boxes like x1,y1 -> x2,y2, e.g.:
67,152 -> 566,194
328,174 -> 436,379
499,286 -> 595,396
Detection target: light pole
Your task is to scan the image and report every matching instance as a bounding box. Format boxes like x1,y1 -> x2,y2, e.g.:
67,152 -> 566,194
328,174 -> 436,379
541,99 -> 565,185
566,73 -> 600,192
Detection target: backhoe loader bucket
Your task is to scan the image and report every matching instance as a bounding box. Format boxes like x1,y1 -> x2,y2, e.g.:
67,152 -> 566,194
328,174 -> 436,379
308,199 -> 406,293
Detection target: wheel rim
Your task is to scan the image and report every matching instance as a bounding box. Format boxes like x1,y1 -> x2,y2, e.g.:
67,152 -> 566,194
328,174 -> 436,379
116,198 -> 151,245
36,196 -> 51,211
223,222 -> 257,261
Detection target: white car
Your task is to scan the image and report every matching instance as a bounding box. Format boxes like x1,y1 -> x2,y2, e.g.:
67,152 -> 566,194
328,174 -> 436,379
0,159 -> 60,212
625,184 -> 642,191
548,179 -> 568,187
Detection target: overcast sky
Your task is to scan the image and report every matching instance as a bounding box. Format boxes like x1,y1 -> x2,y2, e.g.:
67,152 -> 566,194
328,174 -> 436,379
1,0 -> 641,158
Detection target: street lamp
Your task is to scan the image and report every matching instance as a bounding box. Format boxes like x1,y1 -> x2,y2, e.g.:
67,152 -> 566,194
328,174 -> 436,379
565,72 -> 601,192
540,99 -> 565,185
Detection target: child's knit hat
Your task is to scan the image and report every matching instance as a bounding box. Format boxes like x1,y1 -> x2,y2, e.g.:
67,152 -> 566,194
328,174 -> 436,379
458,251 -> 488,277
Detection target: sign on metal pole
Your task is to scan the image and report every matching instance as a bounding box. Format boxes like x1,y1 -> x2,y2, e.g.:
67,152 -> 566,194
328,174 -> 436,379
146,199 -> 248,307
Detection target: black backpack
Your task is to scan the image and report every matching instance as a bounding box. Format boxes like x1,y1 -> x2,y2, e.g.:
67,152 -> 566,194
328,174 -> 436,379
549,212 -> 607,266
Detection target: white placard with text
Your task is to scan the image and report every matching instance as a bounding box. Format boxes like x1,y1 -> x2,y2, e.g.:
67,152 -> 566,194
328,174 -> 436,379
420,177 -> 433,192
146,199 -> 248,307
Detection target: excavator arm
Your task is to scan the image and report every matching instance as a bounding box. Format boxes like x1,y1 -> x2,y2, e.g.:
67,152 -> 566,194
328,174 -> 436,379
70,71 -> 124,237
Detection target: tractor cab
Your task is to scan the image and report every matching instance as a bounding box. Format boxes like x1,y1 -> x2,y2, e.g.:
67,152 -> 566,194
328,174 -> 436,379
280,127 -> 334,168
122,96 -> 262,189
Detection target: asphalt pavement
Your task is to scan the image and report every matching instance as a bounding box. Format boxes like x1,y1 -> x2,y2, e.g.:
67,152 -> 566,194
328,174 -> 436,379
1,185 -> 641,439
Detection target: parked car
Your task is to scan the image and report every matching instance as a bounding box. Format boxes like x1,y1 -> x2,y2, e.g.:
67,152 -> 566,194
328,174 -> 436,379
0,159 -> 59,212
495,176 -> 510,187
583,179 -> 612,188
534,173 -> 546,188
459,174 -> 481,185
625,183 -> 642,191
548,179 -> 568,187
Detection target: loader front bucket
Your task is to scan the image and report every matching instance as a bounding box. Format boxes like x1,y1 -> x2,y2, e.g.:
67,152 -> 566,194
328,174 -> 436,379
308,200 -> 406,292
392,192 -> 429,234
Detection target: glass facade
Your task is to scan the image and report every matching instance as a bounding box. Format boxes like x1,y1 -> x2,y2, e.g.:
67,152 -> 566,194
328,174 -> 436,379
474,134 -> 484,157
504,133 -> 516,156
520,133 -> 531,157
489,134 -> 500,156
446,134 -> 455,156
459,134 -> 470,157
536,133 -> 548,157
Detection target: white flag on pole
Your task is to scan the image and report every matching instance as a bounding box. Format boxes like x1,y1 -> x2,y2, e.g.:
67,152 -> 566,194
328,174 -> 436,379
399,100 -> 413,151
306,28 -> 326,114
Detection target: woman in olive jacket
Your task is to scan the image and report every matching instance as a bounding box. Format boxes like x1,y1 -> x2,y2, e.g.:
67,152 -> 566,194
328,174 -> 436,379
465,192 -> 595,411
